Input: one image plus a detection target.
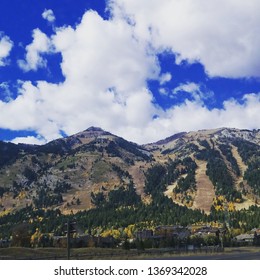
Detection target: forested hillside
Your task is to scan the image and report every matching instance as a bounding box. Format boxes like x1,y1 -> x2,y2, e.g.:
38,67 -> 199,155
0,127 -> 260,242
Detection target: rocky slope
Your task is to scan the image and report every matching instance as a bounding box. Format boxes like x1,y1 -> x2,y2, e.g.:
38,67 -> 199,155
0,127 -> 152,215
0,127 -> 259,215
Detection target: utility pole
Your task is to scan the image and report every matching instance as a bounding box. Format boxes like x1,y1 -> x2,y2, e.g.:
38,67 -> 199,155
65,219 -> 76,260
67,219 -> 71,260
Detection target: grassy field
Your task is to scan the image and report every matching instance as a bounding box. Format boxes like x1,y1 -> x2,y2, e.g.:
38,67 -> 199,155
0,246 -> 259,260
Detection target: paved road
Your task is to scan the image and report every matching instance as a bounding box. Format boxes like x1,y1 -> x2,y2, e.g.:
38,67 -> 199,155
162,251 -> 260,260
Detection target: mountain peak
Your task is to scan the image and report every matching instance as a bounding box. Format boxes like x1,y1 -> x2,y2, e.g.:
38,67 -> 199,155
72,126 -> 113,142
85,126 -> 105,132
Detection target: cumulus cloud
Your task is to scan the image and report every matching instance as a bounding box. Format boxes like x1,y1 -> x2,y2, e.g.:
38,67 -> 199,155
1,6 -> 260,145
1,11 -> 160,143
0,34 -> 13,66
18,29 -> 52,71
42,9 -> 56,23
138,93 -> 260,143
52,11 -> 159,90
110,0 -> 260,78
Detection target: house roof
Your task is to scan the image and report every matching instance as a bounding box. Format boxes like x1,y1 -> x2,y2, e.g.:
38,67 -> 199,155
234,234 -> 254,241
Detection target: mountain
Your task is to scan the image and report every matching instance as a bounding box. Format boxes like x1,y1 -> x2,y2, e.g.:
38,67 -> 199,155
0,127 -> 152,215
145,127 -> 260,213
0,126 -> 260,218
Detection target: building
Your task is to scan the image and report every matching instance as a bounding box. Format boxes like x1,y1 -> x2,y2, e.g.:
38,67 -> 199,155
135,230 -> 153,240
193,226 -> 224,237
233,234 -> 254,245
53,235 -> 115,248
154,226 -> 190,239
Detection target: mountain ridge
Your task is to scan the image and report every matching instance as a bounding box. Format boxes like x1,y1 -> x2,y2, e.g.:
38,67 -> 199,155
0,126 -> 259,217
3,126 -> 260,148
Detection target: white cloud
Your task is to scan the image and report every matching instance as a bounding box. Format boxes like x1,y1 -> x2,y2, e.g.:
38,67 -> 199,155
159,72 -> 172,85
159,88 -> 168,96
0,34 -> 13,66
172,82 -> 214,102
110,0 -> 260,78
52,11 -> 159,90
1,11 -> 160,143
1,7 -> 260,145
138,93 -> 260,143
0,82 -> 12,101
18,29 -> 52,72
11,136 -> 46,145
173,83 -> 200,95
42,9 -> 56,23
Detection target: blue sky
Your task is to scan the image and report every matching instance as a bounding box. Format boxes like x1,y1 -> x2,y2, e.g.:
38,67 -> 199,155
0,0 -> 259,145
